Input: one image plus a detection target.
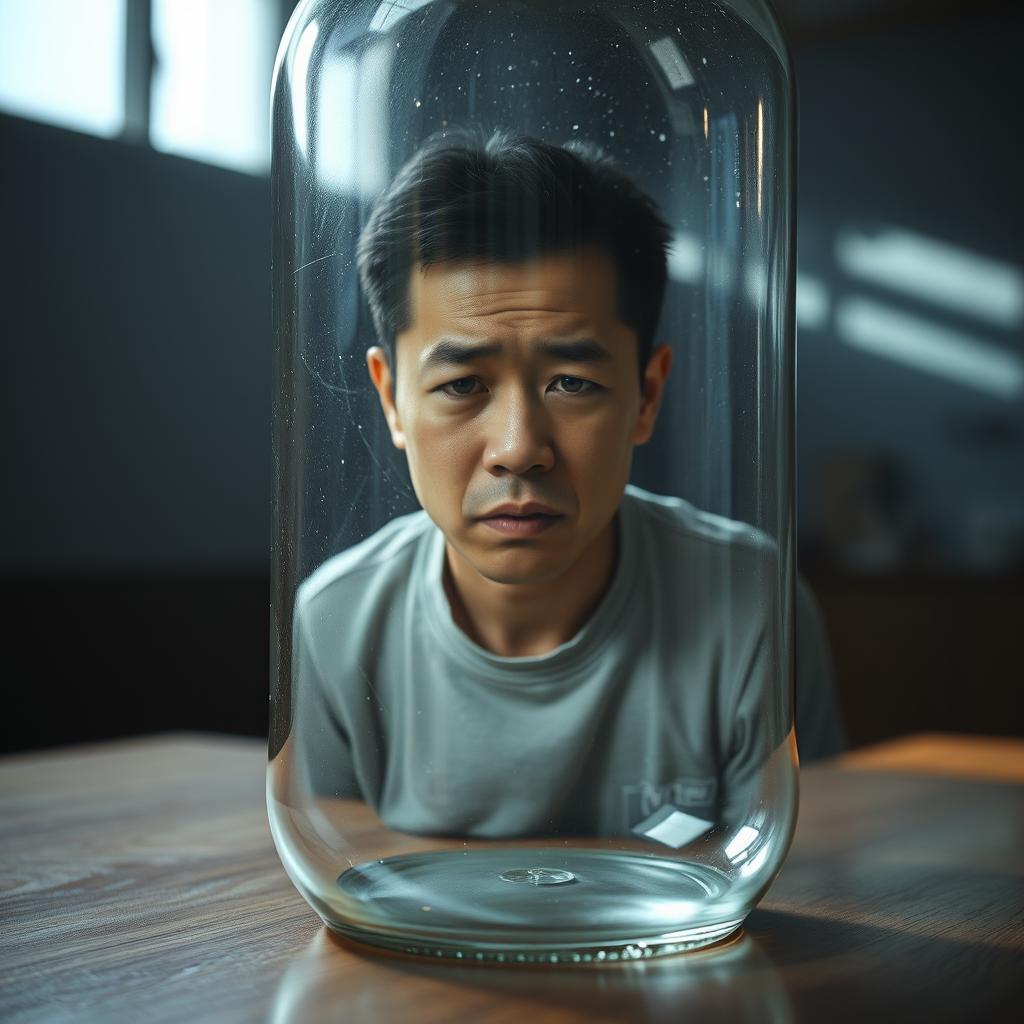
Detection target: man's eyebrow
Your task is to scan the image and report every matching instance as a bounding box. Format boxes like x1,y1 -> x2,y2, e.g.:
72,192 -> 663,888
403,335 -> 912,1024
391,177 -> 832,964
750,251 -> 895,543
419,339 -> 504,373
419,337 -> 613,374
534,338 -> 613,364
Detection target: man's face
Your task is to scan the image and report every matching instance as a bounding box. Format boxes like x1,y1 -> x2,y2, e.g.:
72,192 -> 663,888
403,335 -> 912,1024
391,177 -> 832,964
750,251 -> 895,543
366,248 -> 671,587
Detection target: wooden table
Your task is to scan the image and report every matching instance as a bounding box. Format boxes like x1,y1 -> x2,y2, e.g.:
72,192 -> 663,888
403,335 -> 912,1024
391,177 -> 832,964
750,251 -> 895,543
2,734 -> 1022,1023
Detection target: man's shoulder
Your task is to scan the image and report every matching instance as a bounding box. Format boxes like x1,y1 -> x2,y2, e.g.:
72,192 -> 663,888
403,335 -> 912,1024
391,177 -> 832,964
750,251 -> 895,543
296,509 -> 433,613
623,484 -> 774,556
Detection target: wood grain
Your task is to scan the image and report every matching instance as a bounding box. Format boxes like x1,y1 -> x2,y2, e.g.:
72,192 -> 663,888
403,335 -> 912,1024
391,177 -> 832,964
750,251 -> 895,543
1,734 -> 1022,1023
837,732 -> 1024,782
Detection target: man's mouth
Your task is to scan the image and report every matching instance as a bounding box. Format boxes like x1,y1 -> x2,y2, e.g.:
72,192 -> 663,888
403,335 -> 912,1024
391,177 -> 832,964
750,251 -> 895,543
480,502 -> 563,518
480,513 -> 563,536
489,513 -> 555,519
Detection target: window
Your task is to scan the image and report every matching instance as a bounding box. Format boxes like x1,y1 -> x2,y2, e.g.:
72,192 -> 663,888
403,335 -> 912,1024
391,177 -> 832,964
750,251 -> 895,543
0,0 -> 283,175
151,0 -> 279,174
0,0 -> 126,138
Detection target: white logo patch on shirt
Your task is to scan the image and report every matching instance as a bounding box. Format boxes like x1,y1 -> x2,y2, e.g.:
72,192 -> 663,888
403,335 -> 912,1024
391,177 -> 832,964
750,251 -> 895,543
623,776 -> 718,828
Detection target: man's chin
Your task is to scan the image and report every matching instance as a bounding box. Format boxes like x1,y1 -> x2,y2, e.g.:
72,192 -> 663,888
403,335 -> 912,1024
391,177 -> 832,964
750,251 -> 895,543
457,545 -> 572,588
477,570 -> 553,587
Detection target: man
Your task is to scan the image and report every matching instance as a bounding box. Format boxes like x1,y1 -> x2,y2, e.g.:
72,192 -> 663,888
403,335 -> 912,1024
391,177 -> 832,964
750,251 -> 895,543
293,132 -> 844,838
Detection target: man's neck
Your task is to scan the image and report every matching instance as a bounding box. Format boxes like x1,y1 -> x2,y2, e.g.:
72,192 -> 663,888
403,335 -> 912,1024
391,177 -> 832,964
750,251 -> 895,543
442,518 -> 619,658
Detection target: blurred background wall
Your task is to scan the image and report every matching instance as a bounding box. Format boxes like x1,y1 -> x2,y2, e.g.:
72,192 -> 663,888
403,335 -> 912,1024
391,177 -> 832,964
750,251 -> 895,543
1,0 -> 1021,753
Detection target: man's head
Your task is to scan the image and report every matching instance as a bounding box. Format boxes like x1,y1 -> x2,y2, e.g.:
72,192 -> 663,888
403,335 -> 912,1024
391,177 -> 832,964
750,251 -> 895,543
357,131 -> 672,383
358,133 -> 674,590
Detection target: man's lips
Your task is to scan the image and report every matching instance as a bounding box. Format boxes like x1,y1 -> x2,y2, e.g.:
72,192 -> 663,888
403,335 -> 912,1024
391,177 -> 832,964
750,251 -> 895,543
479,513 -> 563,536
473,501 -> 566,537
478,502 -> 563,519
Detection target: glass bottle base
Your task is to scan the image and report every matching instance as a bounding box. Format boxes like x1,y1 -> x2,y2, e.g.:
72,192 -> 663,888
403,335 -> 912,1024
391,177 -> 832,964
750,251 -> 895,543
326,848 -> 747,964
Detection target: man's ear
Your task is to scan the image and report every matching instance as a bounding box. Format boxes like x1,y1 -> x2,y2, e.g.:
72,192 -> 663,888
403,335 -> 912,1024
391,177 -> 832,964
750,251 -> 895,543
366,346 -> 406,450
632,343 -> 673,446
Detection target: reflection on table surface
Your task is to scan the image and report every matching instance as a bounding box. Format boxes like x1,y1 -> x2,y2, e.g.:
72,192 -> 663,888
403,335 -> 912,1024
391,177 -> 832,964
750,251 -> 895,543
272,928 -> 793,1024
1,733 -> 1022,1024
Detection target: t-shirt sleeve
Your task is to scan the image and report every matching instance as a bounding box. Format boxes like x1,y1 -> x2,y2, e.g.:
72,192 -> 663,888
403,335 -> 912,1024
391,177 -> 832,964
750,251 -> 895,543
718,575 -> 845,822
291,591 -> 362,799
795,575 -> 847,761
718,618 -> 777,825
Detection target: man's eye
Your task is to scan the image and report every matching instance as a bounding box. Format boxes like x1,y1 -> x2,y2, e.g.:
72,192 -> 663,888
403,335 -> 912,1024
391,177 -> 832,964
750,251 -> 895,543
552,376 -> 599,395
439,376 -> 483,397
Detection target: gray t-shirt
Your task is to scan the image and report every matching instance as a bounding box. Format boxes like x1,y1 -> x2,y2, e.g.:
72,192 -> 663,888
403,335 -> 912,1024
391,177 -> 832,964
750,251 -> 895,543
292,485 -> 823,838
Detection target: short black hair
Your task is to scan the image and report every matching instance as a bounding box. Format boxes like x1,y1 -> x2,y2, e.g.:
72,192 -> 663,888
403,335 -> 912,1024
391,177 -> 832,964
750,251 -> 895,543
356,130 -> 671,384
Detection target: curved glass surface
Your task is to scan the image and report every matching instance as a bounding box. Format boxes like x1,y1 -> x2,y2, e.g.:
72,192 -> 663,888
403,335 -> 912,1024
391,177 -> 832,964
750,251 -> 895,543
269,0 -> 798,962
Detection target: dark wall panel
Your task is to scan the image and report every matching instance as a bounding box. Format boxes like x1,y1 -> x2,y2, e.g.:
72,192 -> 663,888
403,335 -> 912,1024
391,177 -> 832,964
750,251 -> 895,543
0,115 -> 272,573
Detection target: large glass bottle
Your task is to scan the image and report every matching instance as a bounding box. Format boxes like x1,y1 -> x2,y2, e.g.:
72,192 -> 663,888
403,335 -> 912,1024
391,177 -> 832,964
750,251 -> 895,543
269,0 -> 798,963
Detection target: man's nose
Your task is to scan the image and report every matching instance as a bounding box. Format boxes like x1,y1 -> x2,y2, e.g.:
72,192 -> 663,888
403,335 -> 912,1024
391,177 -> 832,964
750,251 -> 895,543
482,387 -> 555,475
